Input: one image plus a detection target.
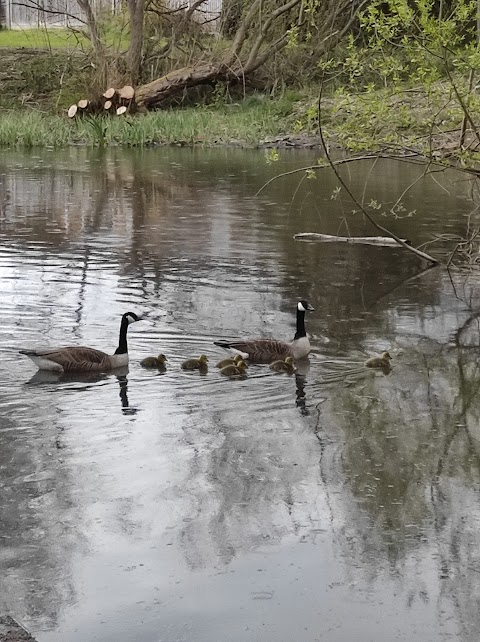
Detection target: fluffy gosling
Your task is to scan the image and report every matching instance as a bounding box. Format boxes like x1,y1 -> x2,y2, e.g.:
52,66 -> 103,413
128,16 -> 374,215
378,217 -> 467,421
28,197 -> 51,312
269,356 -> 296,374
181,355 -> 209,371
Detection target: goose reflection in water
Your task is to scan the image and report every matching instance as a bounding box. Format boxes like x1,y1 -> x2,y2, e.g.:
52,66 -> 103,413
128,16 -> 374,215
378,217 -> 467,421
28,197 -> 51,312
292,357 -> 311,416
25,367 -> 138,416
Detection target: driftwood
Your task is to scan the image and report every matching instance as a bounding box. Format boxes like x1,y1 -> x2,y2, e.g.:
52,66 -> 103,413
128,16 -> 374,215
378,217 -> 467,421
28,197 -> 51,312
294,233 -> 410,246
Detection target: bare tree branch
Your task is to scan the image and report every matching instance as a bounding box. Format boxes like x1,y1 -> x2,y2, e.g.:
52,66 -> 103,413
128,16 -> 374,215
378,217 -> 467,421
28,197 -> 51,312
244,0 -> 302,73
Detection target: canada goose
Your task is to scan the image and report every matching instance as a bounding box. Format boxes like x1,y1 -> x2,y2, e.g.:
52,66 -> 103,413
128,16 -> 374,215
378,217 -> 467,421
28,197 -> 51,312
215,355 -> 245,369
365,352 -> 392,369
140,354 -> 168,369
269,356 -> 296,374
219,360 -> 248,377
214,300 -> 314,363
20,312 -> 141,373
181,355 -> 209,371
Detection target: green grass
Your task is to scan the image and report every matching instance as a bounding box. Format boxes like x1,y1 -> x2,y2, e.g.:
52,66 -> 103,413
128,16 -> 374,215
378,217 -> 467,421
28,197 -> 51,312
0,26 -> 128,51
0,28 -> 88,49
0,97 -> 301,148
0,85 -> 473,155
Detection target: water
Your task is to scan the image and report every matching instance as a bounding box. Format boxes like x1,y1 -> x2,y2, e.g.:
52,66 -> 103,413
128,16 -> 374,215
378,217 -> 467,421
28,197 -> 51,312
1,147 -> 480,641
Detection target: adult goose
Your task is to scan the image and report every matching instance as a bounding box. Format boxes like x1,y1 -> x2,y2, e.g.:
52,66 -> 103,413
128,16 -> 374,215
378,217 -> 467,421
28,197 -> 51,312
214,300 -> 314,363
20,312 -> 141,373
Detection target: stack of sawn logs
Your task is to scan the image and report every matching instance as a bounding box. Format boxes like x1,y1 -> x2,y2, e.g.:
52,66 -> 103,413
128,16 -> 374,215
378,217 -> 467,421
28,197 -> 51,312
68,85 -> 136,118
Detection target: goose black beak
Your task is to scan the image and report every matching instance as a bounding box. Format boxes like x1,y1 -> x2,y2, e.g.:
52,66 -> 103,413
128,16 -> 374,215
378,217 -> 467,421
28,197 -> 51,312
307,303 -> 315,311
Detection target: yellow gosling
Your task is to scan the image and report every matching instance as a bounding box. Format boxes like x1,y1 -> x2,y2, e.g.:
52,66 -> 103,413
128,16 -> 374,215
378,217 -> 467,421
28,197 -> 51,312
219,360 -> 248,377
181,354 -> 209,371
365,352 -> 392,369
269,356 -> 296,374
140,354 -> 168,368
215,354 -> 245,369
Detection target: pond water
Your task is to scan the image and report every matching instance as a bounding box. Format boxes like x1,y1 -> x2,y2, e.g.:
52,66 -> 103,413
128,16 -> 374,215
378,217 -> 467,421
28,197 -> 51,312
0,147 -> 480,642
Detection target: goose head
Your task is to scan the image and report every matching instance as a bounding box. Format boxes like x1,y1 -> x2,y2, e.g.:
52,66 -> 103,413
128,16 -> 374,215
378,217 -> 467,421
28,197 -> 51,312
298,300 -> 314,312
124,312 -> 141,324
381,352 -> 392,361
198,355 -> 209,365
157,354 -> 168,365
284,356 -> 295,366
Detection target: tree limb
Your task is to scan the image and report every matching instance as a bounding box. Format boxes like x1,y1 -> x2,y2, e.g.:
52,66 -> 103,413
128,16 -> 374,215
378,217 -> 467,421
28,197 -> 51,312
316,85 -> 439,265
244,0 -> 302,73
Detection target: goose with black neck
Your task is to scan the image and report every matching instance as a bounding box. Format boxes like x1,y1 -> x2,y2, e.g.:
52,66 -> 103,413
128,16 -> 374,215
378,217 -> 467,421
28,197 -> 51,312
214,300 -> 315,363
20,312 -> 142,373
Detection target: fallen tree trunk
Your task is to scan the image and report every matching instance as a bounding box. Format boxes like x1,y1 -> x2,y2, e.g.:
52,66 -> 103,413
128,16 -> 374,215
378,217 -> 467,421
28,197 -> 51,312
294,233 -> 411,246
135,64 -> 228,109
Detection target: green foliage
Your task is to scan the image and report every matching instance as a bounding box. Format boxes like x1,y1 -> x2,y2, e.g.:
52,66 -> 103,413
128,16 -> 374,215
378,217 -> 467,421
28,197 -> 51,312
264,148 -> 279,164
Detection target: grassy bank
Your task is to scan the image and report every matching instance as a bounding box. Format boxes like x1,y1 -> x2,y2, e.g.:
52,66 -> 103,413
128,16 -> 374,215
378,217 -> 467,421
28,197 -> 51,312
0,84 -> 476,154
0,96 -> 301,148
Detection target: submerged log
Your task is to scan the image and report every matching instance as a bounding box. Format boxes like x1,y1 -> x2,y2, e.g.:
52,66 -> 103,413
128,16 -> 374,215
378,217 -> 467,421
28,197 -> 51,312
294,233 -> 410,246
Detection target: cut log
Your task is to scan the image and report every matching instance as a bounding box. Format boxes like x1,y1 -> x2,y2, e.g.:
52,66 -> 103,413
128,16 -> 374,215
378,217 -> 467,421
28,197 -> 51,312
119,85 -> 135,100
294,233 -> 410,247
103,87 -> 116,99
67,104 -> 78,118
78,99 -> 89,109
104,100 -> 112,110
116,106 -> 127,115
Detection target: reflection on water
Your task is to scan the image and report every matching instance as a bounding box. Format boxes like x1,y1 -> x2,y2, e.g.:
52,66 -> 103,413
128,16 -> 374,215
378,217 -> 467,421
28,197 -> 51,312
0,148 -> 480,641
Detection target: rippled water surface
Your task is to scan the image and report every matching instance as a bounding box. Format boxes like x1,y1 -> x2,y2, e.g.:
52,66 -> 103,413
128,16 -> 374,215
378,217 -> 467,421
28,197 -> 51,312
1,148 -> 480,641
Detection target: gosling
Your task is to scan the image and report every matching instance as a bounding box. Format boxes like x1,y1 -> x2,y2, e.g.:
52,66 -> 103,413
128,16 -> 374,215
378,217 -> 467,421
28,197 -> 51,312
181,355 -> 209,371
219,360 -> 248,377
140,354 -> 168,369
365,352 -> 392,369
269,356 -> 296,374
216,354 -> 246,369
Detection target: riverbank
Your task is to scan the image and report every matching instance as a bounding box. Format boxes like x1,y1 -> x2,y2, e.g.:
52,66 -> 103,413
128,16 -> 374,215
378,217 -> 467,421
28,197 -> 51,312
0,89 -> 474,160
0,48 -> 476,157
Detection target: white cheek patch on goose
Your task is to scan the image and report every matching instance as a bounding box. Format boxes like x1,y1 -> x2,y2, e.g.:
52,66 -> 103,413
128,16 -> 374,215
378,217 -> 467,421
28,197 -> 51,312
297,302 -> 306,312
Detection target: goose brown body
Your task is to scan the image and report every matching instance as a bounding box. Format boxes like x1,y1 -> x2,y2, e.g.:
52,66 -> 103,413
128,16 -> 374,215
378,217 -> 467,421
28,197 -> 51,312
214,300 -> 314,364
20,312 -> 141,373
